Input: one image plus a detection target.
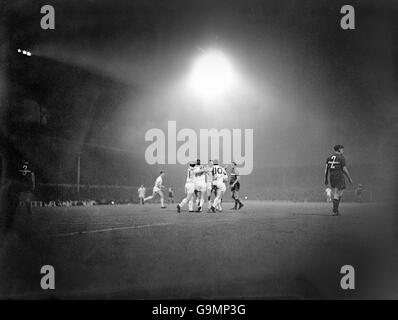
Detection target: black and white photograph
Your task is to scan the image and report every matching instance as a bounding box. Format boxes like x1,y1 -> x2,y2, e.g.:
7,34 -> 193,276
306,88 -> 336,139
0,0 -> 397,305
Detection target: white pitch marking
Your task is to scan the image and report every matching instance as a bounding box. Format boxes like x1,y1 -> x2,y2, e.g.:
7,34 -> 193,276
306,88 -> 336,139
55,222 -> 172,237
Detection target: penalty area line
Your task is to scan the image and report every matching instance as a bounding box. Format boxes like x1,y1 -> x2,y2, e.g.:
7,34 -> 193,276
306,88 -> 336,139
54,222 -> 172,237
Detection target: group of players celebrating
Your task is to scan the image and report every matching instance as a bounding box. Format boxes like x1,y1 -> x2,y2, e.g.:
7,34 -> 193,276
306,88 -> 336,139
177,159 -> 244,213
144,144 -> 354,216
143,159 -> 244,213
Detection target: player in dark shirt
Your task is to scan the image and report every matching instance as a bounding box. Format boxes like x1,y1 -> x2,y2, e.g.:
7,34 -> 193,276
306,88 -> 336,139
168,187 -> 174,204
230,162 -> 243,210
3,158 -> 36,232
324,144 -> 353,216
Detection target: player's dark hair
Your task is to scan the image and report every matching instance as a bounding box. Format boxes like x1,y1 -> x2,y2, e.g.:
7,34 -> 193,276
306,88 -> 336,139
333,144 -> 344,152
160,170 -> 164,174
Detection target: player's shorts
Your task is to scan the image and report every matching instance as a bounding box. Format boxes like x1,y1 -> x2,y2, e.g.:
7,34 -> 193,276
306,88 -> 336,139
185,182 -> 195,195
213,181 -> 226,193
153,186 -> 161,194
330,174 -> 346,190
230,182 -> 240,192
195,181 -> 206,193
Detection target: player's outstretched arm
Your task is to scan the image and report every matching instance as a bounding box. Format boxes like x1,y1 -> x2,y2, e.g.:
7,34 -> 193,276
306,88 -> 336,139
343,166 -> 353,184
324,164 -> 329,185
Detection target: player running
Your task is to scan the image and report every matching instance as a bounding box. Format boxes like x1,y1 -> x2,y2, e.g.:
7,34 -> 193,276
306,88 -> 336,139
144,171 -> 166,208
177,162 -> 197,213
324,145 -> 353,216
210,160 -> 228,213
230,162 -> 244,210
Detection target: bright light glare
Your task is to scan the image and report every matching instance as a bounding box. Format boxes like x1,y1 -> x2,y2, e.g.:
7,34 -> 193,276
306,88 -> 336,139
188,50 -> 238,99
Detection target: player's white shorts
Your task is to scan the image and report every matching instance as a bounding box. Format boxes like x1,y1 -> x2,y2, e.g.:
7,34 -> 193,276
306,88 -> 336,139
212,181 -> 226,193
185,182 -> 195,195
153,186 -> 161,194
195,181 -> 206,193
206,182 -> 213,194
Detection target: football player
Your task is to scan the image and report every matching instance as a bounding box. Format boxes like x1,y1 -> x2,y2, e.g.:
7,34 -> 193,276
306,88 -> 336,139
210,160 -> 228,213
354,184 -> 364,203
193,159 -> 206,212
324,187 -> 332,203
137,185 -> 146,204
205,160 -> 215,212
324,145 -> 353,216
230,162 -> 244,210
168,187 -> 174,204
177,162 -> 197,213
3,159 -> 35,233
144,171 -> 166,208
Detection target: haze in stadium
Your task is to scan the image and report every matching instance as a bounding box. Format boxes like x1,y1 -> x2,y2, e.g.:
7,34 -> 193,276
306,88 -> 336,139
0,0 -> 397,301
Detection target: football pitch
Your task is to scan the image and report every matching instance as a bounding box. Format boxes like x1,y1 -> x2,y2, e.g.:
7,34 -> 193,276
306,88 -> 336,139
1,201 -> 397,299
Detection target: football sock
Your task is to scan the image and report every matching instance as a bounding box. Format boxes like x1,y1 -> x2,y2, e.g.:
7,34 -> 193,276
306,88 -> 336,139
332,199 -> 338,212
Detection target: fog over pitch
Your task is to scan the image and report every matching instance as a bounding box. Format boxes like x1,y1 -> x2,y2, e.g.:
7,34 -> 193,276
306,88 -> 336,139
3,0 -> 397,195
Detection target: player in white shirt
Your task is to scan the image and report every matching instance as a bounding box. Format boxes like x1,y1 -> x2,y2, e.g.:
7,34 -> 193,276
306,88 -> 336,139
325,187 -> 332,203
210,160 -> 228,213
144,171 -> 166,208
205,160 -> 214,212
137,185 -> 146,204
177,162 -> 197,212
193,159 -> 207,212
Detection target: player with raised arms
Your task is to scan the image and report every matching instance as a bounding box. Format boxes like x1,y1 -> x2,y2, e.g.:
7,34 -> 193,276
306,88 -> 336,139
324,144 -> 353,216
144,171 -> 166,208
